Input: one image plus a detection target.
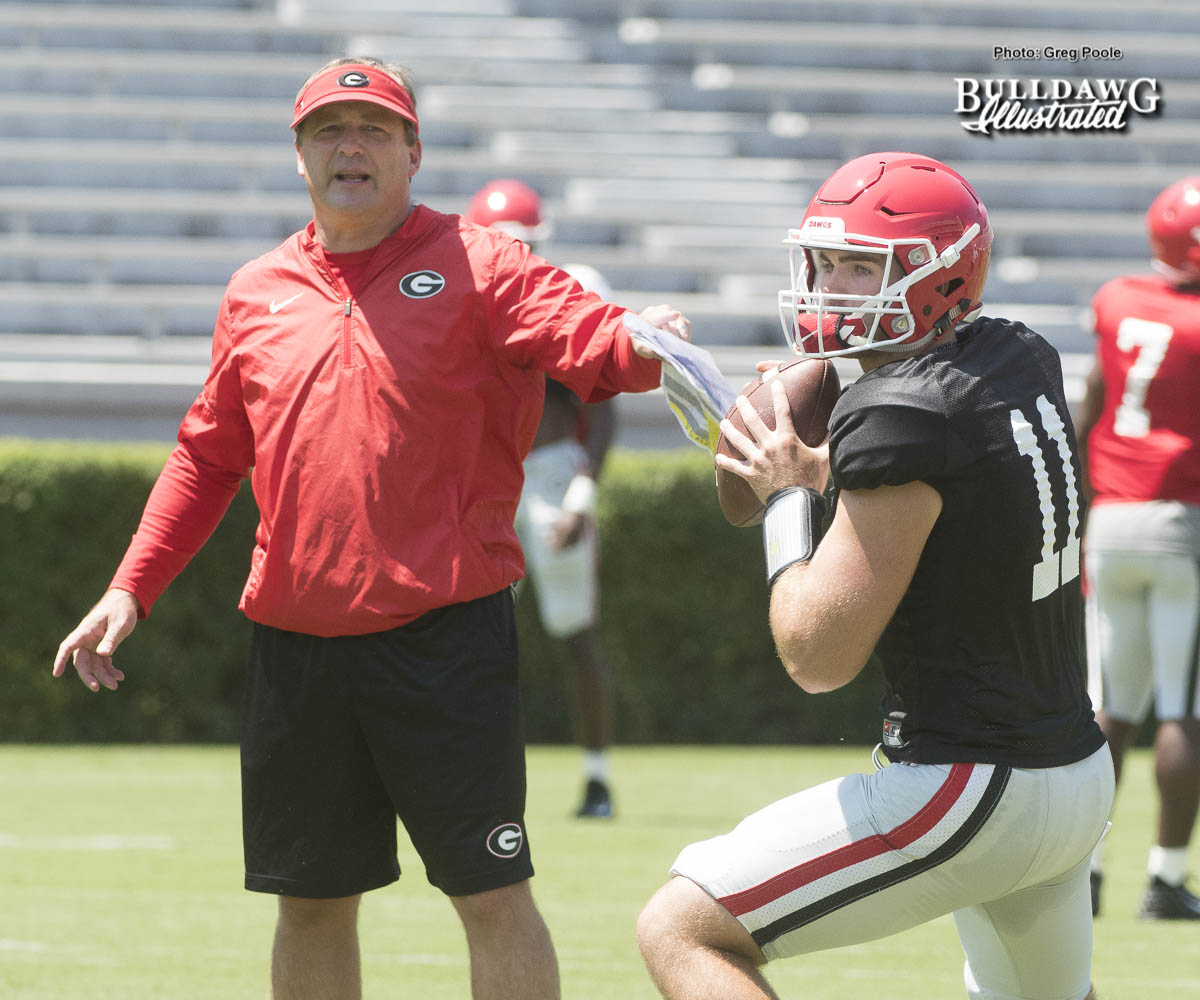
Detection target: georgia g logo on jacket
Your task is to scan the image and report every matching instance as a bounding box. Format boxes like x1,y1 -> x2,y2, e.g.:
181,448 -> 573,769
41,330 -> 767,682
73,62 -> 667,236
399,270 -> 447,299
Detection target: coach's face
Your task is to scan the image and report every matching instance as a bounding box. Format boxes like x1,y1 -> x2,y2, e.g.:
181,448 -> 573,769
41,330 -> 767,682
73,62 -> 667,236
295,101 -> 421,249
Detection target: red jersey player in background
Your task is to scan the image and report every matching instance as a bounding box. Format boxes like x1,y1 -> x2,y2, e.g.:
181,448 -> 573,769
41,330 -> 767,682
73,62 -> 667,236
466,178 -> 619,819
1077,175 -> 1200,920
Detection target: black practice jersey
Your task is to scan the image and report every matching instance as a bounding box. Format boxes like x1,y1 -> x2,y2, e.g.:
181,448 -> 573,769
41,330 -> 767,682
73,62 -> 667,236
828,317 -> 1105,767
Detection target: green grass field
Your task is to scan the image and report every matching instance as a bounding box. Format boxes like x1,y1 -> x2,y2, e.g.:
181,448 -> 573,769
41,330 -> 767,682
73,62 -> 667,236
0,744 -> 1194,998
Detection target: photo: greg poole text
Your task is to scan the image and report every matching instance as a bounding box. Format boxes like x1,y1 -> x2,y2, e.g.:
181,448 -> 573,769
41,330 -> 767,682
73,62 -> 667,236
993,46 -> 1124,63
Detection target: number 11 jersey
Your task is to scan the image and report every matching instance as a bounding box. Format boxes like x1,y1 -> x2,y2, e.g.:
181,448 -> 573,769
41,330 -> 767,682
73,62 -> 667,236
827,317 -> 1105,768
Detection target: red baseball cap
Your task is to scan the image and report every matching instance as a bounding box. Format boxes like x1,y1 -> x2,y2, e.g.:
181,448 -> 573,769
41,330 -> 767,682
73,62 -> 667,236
291,63 -> 419,132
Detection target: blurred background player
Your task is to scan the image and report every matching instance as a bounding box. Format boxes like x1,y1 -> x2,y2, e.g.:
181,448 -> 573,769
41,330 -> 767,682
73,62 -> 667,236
466,178 -> 619,818
1077,175 -> 1200,920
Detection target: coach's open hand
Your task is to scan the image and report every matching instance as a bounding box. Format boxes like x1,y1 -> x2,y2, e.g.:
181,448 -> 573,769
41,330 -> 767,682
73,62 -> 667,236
53,588 -> 140,692
632,304 -> 692,358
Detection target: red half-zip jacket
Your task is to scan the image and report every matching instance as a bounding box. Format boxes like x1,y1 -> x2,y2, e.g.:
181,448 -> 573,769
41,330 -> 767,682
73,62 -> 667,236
109,204 -> 661,637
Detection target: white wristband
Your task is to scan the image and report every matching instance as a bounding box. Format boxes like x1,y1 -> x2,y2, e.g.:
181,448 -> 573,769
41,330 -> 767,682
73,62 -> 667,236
763,487 -> 827,586
562,474 -> 597,516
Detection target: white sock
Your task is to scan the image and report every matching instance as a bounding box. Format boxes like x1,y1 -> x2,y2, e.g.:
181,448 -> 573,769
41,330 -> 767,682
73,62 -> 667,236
583,750 -> 610,784
1148,845 -> 1189,886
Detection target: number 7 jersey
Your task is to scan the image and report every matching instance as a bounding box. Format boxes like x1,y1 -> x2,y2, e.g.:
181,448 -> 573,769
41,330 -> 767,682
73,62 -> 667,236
1088,274 -> 1200,505
827,317 -> 1105,768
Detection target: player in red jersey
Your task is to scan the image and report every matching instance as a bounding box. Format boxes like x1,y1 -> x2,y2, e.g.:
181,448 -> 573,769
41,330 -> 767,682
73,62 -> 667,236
1077,175 -> 1200,920
466,179 -> 619,819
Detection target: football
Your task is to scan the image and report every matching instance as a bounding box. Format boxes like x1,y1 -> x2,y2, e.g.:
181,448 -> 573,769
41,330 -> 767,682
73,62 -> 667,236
715,358 -> 841,527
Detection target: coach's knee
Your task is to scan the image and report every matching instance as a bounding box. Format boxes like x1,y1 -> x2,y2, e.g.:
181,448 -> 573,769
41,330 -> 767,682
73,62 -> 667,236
277,893 -> 361,933
450,879 -> 543,933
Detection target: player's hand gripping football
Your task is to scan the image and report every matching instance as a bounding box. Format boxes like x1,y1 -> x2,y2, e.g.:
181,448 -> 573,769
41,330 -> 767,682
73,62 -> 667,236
52,588 -> 140,693
715,374 -> 830,506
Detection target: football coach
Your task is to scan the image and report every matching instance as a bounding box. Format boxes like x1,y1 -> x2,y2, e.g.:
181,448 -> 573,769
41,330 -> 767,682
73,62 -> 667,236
53,56 -> 690,1000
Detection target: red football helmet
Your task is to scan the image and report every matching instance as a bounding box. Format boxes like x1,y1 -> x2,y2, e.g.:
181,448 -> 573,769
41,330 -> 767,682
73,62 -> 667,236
1146,176 -> 1200,284
465,178 -> 551,244
778,152 -> 993,359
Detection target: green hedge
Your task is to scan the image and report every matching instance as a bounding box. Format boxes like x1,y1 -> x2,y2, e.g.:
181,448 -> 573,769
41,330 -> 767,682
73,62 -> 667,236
520,449 -> 883,745
3,438 -> 883,744
2,439 -> 259,741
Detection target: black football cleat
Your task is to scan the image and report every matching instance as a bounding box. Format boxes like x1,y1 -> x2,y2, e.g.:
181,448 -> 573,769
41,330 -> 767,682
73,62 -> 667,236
575,779 -> 613,819
1137,876 -> 1200,920
1090,871 -> 1102,917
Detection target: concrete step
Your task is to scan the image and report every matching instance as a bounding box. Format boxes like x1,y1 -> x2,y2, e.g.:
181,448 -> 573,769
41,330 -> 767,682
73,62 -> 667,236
0,330 -> 1094,449
522,0 -> 1200,34
0,46 -> 324,100
597,17 -> 1197,76
649,63 -> 1193,118
0,277 -> 1096,354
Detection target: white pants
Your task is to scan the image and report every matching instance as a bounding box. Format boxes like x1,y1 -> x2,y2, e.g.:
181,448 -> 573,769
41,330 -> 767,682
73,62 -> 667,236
514,439 -> 597,638
671,746 -> 1114,1000
1085,547 -> 1200,722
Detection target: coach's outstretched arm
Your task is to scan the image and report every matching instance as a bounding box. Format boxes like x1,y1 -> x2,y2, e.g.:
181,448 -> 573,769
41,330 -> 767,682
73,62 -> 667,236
53,588 -> 140,693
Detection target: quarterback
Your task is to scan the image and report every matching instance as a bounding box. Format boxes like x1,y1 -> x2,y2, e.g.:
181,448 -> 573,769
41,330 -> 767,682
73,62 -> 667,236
638,152 -> 1112,1000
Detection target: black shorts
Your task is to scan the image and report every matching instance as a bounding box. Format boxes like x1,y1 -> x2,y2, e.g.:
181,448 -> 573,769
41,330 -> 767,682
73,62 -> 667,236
241,589 -> 532,899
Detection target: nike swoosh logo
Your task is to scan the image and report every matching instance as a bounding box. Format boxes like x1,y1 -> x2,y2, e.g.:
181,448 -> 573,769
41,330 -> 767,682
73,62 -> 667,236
269,293 -> 303,314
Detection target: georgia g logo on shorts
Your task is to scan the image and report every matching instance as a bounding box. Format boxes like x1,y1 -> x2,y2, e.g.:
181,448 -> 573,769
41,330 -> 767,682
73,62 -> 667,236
486,822 -> 524,859
399,270 -> 446,299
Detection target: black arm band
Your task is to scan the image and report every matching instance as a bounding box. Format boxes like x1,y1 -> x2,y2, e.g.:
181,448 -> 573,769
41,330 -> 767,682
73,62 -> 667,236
763,487 -> 828,586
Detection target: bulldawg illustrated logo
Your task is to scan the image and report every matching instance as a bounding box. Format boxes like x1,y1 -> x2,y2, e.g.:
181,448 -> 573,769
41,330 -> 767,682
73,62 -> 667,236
955,77 -> 1162,135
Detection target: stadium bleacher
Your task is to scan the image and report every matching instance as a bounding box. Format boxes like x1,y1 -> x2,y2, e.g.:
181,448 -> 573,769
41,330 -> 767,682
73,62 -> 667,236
1,0 -> 1197,443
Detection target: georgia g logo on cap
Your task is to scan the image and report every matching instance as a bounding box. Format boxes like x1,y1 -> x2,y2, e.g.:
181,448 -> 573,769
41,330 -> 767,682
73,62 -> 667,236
291,62 -> 420,132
